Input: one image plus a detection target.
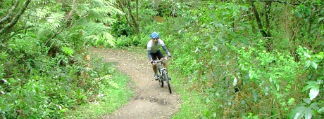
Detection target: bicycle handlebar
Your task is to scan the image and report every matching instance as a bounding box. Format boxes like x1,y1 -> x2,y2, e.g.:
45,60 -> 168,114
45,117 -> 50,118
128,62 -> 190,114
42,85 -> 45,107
151,57 -> 169,63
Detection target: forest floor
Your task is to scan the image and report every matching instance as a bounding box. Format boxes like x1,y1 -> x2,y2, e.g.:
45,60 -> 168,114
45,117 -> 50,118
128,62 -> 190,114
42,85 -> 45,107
89,47 -> 182,119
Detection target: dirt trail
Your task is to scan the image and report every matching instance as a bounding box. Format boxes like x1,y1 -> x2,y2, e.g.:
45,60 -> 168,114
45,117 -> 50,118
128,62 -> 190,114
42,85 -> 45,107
89,47 -> 181,119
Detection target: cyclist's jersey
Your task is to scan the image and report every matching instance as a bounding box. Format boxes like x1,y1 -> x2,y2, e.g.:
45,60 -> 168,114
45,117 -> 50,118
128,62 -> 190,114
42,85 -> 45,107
147,39 -> 165,53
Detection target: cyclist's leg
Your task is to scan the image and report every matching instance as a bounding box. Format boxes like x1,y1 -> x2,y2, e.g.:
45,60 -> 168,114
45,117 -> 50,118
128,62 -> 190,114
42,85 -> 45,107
151,52 -> 159,80
156,50 -> 167,71
157,50 -> 170,80
151,52 -> 158,74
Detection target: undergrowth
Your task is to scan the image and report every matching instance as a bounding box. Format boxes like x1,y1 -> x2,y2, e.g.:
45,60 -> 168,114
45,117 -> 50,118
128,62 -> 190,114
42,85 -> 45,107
65,71 -> 133,118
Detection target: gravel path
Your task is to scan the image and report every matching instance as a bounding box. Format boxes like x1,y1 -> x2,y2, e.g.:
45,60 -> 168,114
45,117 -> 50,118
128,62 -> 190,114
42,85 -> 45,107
89,47 -> 181,119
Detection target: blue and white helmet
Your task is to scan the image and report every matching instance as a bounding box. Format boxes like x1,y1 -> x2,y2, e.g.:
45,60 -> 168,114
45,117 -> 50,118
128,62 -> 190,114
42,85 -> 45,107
150,32 -> 159,39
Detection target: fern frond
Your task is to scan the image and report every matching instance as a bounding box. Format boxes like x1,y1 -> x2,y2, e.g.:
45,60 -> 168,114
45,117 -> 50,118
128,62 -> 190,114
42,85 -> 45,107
82,21 -> 116,47
75,0 -> 123,23
102,33 -> 115,46
74,4 -> 90,17
46,12 -> 65,29
82,22 -> 109,35
36,7 -> 50,20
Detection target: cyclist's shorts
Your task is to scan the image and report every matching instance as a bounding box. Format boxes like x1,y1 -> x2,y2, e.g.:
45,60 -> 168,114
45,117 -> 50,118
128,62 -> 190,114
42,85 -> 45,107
151,50 -> 163,60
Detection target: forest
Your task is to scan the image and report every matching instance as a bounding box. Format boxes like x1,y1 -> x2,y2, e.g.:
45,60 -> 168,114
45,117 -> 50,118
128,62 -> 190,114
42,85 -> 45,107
0,0 -> 324,118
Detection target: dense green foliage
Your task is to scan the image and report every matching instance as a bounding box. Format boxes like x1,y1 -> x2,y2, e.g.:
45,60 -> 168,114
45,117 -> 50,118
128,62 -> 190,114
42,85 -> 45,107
112,0 -> 324,118
1,0 -> 324,118
0,0 -> 132,118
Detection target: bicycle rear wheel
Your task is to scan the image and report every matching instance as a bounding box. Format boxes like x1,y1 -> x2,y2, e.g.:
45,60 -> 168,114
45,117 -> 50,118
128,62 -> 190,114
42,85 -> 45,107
163,71 -> 172,94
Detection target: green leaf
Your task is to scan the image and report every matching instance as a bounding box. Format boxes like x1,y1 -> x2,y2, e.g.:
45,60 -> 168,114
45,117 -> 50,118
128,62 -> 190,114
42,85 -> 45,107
252,90 -> 258,102
290,105 -> 313,119
315,52 -> 323,60
309,87 -> 319,100
206,98 -> 210,103
302,81 -> 316,92
310,103 -> 319,110
318,17 -> 324,22
304,107 -> 312,119
318,107 -> 324,113
288,98 -> 295,105
302,81 -> 319,100
311,61 -> 317,69
305,60 -> 311,67
303,98 -> 311,104
212,113 -> 216,117
62,47 -> 74,56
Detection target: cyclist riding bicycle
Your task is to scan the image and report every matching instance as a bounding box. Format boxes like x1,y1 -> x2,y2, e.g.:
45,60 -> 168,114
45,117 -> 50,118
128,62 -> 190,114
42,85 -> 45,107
147,32 -> 171,80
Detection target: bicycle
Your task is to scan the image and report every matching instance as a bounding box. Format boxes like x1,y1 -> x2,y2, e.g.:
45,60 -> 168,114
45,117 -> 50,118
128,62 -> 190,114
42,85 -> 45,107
153,57 -> 172,94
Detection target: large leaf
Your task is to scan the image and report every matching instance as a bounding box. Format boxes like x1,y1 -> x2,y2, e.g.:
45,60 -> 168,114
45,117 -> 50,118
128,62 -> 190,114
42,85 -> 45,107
302,81 -> 320,100
318,17 -> 324,22
319,107 -> 324,113
290,105 -> 312,119
310,61 -> 317,69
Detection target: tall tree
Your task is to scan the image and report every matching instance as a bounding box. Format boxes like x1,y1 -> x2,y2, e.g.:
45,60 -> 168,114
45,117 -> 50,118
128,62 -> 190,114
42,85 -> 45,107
0,0 -> 31,42
248,0 -> 273,51
115,0 -> 139,34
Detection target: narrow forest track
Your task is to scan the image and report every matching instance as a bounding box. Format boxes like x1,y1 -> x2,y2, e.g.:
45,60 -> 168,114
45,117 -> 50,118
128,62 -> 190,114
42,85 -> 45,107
89,47 -> 181,119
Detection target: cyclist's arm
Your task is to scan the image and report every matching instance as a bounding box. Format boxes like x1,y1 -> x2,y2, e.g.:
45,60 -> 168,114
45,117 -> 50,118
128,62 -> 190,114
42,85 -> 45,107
162,46 -> 171,57
147,50 -> 153,62
147,41 -> 154,62
159,40 -> 171,57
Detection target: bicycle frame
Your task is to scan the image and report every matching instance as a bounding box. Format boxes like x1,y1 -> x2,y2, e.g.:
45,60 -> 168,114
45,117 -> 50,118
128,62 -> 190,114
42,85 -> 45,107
154,59 -> 166,81
153,57 -> 172,94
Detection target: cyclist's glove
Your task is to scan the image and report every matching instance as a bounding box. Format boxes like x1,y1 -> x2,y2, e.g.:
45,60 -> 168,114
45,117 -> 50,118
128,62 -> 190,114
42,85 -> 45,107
151,60 -> 154,64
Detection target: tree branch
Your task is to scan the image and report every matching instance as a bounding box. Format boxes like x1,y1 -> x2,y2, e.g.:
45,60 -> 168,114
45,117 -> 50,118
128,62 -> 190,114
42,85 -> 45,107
116,0 -> 134,29
0,0 -> 31,36
0,0 -> 20,25
44,28 -> 64,46
265,1 -> 272,37
126,0 -> 139,33
249,0 -> 267,37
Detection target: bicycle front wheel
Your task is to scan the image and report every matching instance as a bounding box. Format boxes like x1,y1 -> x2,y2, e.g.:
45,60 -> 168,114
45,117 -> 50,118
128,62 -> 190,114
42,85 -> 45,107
159,77 -> 164,87
163,71 -> 172,94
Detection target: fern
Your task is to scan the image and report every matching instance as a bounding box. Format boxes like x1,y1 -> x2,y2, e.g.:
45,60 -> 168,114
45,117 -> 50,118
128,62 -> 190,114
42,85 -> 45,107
83,22 -> 109,35
82,21 -> 116,47
75,0 -> 123,24
46,12 -> 65,29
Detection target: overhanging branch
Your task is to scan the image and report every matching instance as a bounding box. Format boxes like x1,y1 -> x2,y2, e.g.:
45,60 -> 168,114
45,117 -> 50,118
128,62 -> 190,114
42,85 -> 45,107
0,0 -> 20,25
0,0 -> 31,36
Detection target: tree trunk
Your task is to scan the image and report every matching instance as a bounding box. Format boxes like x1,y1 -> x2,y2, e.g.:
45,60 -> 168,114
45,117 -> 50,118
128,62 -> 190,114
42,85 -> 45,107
126,0 -> 139,33
116,0 -> 139,34
248,0 -> 267,37
0,0 -> 31,38
0,0 -> 20,26
265,1 -> 272,37
247,7 -> 256,34
116,0 -> 133,29
248,0 -> 275,51
265,1 -> 272,51
136,0 -> 138,21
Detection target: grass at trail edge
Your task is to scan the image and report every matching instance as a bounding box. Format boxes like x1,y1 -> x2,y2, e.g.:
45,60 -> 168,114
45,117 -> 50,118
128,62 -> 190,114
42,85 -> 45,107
65,71 -> 134,119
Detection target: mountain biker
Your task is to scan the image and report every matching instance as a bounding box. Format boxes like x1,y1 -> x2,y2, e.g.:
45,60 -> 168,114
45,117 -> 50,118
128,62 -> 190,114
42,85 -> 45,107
147,32 -> 171,80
